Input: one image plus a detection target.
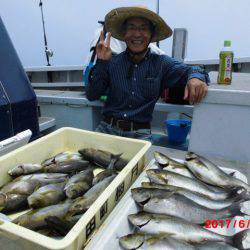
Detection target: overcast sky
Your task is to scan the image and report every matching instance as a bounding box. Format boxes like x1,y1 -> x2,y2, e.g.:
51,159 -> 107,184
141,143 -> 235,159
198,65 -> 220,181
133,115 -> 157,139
1,0 -> 249,67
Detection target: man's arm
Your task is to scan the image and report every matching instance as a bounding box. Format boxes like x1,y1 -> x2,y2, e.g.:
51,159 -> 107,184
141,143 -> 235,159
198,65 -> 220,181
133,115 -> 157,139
85,60 -> 110,101
85,31 -> 112,101
162,56 -> 209,104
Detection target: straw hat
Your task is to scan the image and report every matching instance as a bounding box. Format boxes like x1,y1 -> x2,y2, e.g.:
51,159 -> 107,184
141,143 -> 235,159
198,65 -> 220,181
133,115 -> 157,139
105,6 -> 172,42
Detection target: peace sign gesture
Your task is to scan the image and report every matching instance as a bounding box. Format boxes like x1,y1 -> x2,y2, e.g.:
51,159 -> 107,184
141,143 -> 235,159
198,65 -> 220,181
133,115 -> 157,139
96,31 -> 112,61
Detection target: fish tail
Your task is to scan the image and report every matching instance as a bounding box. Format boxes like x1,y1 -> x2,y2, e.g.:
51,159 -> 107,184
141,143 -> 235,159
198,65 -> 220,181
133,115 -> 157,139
227,201 -> 248,217
226,199 -> 250,218
112,153 -> 123,161
107,153 -> 122,170
233,189 -> 250,201
232,229 -> 250,249
230,187 -> 247,199
239,200 -> 250,216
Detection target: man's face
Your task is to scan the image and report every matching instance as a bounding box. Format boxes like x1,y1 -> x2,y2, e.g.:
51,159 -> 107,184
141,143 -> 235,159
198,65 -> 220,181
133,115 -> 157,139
124,17 -> 152,53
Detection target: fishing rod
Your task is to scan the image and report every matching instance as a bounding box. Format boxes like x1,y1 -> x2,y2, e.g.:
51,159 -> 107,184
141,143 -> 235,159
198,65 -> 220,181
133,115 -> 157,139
156,0 -> 160,47
39,0 -> 53,66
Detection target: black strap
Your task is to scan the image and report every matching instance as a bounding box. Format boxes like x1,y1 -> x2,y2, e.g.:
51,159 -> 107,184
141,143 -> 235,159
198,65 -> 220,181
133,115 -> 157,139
90,20 -> 107,63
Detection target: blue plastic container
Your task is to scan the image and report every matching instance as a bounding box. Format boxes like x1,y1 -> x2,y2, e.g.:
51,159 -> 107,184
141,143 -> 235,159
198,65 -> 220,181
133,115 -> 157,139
165,119 -> 191,144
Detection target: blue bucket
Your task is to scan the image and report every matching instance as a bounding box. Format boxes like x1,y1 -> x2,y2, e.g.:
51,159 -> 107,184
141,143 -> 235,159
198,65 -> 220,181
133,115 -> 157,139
165,119 -> 191,144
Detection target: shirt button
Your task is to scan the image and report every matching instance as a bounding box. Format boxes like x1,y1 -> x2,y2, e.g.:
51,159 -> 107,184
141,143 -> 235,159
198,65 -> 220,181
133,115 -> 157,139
124,114 -> 127,117
129,105 -> 132,108
133,78 -> 136,81
135,64 -> 138,67
132,91 -> 135,95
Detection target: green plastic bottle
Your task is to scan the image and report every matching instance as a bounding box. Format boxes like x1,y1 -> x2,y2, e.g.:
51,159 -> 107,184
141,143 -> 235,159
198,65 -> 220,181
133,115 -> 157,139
217,40 -> 234,84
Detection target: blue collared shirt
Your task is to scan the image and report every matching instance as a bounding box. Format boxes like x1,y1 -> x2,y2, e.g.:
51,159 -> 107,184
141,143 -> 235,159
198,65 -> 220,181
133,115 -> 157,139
86,49 -> 210,123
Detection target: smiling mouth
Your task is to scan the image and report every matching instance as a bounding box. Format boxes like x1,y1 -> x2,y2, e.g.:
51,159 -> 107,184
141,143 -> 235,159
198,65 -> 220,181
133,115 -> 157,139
131,40 -> 143,45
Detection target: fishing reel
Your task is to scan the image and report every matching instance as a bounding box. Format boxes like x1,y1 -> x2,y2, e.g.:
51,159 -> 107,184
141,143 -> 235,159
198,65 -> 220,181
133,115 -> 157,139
45,48 -> 53,58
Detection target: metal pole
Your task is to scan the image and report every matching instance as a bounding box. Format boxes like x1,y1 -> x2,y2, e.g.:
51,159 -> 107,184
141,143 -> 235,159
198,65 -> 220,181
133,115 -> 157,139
156,0 -> 160,47
156,0 -> 159,15
39,0 -> 51,66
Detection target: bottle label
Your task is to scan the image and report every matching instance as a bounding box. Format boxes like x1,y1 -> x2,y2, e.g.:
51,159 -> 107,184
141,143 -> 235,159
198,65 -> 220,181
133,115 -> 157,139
218,52 -> 233,84
224,56 -> 232,82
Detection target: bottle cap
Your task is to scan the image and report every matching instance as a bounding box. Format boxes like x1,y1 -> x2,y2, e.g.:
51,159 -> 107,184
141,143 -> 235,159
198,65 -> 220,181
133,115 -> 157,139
224,40 -> 231,47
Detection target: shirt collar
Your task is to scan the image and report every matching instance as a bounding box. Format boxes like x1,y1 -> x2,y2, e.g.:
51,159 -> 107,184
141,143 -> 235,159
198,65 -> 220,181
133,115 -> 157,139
125,47 -> 151,63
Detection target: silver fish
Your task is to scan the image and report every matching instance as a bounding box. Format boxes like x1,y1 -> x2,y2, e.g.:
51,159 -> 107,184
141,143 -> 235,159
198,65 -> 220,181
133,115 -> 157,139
44,160 -> 89,174
42,152 -> 82,166
185,152 -> 250,191
78,148 -> 127,170
68,175 -> 116,216
120,233 -> 195,250
162,164 -> 194,178
66,182 -> 91,199
14,201 -> 72,230
132,189 -> 250,224
0,193 -> 28,213
64,169 -> 93,190
14,173 -> 68,185
8,164 -> 43,177
153,151 -> 194,178
0,179 -> 40,195
128,212 -> 250,248
154,151 -> 187,169
64,169 -> 93,199
141,182 -> 244,210
92,169 -> 117,185
119,233 -> 149,250
28,182 -> 66,208
146,169 -> 240,200
44,214 -> 83,236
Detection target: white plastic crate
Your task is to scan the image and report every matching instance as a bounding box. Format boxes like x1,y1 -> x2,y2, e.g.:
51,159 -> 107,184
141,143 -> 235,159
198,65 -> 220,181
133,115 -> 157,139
0,127 -> 151,250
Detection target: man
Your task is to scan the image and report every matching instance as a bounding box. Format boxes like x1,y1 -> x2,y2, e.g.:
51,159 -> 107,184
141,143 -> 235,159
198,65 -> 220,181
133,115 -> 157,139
86,7 -> 209,140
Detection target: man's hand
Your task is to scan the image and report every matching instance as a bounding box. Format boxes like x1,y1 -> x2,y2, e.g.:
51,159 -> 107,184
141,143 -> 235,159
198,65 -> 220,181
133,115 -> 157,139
96,31 -> 112,61
184,78 -> 208,104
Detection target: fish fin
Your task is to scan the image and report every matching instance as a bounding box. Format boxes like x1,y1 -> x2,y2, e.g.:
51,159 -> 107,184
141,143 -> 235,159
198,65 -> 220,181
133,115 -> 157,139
113,153 -> 123,158
97,149 -> 109,154
239,191 -> 250,201
228,200 -> 250,217
185,152 -> 197,160
230,187 -> 246,198
146,235 -> 165,245
107,153 -> 122,170
147,232 -> 174,244
26,175 -> 33,181
137,219 -> 151,228
157,232 -> 174,238
239,200 -> 250,216
232,229 -> 250,249
33,183 -> 41,192
165,190 -> 176,198
229,171 -> 236,177
138,197 -> 151,206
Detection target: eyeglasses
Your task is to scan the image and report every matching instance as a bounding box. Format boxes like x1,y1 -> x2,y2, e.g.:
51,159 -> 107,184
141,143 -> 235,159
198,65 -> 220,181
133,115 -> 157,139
126,24 -> 151,33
